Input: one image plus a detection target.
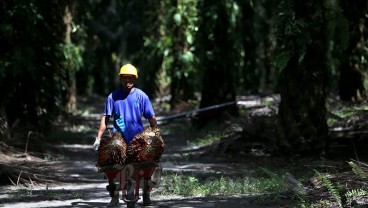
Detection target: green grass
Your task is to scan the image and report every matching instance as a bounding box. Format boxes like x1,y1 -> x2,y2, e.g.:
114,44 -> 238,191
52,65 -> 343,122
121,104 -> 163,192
326,100 -> 368,126
160,171 -> 286,197
160,122 -> 190,135
187,131 -> 222,147
184,119 -> 230,148
43,153 -> 68,161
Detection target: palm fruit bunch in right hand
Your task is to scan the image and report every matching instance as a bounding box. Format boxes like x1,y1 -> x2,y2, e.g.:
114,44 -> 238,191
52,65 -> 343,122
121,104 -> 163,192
97,132 -> 127,167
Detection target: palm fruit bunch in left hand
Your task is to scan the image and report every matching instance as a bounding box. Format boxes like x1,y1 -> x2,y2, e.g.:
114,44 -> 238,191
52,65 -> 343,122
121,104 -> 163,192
97,132 -> 127,167
126,127 -> 165,163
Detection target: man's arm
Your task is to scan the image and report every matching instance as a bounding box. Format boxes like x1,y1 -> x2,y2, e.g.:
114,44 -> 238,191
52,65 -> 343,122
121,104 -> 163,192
97,115 -> 110,139
148,116 -> 157,128
93,115 -> 110,151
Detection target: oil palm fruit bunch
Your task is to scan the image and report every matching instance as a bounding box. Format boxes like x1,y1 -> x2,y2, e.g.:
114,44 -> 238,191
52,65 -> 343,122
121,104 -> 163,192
126,127 -> 164,163
97,132 -> 127,167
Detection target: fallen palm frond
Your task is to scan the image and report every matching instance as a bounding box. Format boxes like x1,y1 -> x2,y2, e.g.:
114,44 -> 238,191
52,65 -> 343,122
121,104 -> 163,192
0,159 -> 59,187
0,143 -> 61,187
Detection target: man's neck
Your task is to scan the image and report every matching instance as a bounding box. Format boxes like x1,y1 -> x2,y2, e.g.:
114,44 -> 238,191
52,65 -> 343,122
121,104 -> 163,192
122,87 -> 134,93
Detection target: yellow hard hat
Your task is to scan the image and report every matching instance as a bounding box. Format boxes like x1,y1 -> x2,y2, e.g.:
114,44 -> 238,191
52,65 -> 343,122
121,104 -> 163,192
118,64 -> 138,78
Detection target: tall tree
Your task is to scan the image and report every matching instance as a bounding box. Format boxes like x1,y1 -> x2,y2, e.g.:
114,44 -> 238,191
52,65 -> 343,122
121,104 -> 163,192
77,0 -> 135,95
275,0 -> 330,156
61,0 -> 84,113
237,0 -> 257,94
138,0 -> 167,98
168,0 -> 198,109
237,0 -> 277,95
195,0 -> 238,124
338,0 -> 368,101
0,1 -> 68,139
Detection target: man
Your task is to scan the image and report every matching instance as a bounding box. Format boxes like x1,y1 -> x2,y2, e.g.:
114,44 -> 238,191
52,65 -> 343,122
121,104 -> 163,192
93,63 -> 157,207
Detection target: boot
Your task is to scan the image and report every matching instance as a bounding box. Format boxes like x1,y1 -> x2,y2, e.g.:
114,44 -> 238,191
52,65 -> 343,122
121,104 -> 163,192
106,191 -> 119,207
143,192 -> 152,206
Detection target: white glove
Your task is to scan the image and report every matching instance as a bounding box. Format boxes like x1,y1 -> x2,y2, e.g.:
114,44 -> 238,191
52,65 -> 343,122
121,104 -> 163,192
93,137 -> 100,151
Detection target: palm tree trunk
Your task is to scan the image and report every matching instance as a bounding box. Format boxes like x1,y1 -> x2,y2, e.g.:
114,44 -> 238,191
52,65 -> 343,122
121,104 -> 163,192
277,0 -> 329,156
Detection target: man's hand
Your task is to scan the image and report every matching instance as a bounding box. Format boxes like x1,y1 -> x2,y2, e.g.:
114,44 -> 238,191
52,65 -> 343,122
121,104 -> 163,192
93,137 -> 101,151
149,116 -> 157,128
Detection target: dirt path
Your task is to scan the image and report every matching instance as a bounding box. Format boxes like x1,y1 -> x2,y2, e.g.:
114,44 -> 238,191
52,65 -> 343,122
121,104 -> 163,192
2,95 -> 368,207
0,112 -> 263,208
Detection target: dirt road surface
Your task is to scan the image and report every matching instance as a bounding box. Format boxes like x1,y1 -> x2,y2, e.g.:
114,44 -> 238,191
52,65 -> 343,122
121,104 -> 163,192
0,116 -> 264,208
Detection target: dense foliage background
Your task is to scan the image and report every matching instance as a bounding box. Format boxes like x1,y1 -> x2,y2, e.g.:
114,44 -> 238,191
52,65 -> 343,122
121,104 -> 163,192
0,0 -> 367,157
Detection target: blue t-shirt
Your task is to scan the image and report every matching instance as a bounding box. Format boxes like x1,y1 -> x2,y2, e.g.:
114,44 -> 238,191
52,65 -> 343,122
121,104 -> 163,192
103,88 -> 155,144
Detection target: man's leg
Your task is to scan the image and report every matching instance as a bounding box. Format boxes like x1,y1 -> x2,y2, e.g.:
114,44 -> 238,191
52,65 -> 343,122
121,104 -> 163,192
106,178 -> 120,207
143,179 -> 152,205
